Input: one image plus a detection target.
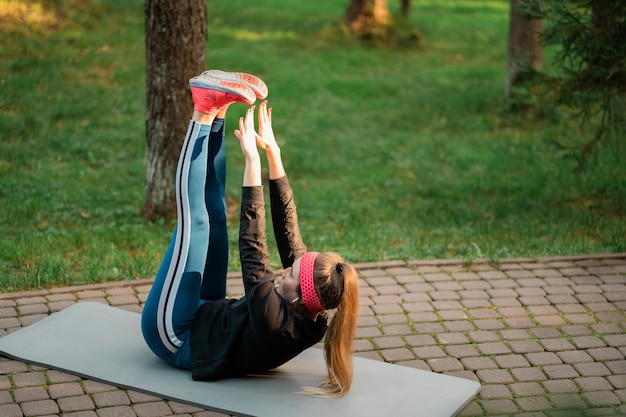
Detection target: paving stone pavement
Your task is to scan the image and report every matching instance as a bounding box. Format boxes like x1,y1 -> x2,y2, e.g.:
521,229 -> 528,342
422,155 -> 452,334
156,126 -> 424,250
0,254 -> 625,417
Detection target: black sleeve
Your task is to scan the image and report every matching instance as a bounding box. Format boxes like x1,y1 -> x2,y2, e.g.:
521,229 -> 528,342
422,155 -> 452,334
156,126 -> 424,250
239,186 -> 273,293
239,186 -> 288,332
269,175 -> 307,269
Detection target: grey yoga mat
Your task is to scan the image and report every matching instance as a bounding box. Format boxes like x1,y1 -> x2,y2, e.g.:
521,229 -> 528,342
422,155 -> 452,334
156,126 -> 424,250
0,302 -> 480,417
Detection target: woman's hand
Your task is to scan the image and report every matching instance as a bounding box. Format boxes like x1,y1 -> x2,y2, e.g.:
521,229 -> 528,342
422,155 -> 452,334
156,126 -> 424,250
233,106 -> 262,187
255,101 -> 279,153
255,101 -> 286,180
234,106 -> 260,161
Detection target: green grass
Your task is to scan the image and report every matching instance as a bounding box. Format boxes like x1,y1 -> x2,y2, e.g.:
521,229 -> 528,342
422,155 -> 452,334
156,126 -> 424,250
1,0 -> 624,291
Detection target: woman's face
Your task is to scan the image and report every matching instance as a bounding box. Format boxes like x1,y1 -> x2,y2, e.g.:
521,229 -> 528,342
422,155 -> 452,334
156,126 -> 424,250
277,256 -> 302,302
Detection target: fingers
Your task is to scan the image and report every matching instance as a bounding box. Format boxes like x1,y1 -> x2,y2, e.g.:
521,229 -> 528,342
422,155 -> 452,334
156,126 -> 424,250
238,106 -> 255,134
257,101 -> 266,126
244,105 -> 255,128
259,100 -> 271,121
257,100 -> 271,127
234,103 -> 278,154
234,106 -> 259,154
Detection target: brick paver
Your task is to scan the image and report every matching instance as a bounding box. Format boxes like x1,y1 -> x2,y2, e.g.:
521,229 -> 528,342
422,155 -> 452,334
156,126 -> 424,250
0,254 -> 624,416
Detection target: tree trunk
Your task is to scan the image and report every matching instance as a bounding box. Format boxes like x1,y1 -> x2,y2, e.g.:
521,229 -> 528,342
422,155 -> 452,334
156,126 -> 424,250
400,0 -> 410,18
505,0 -> 543,101
592,0 -> 618,30
343,0 -> 390,33
143,0 -> 207,220
589,0 -> 621,70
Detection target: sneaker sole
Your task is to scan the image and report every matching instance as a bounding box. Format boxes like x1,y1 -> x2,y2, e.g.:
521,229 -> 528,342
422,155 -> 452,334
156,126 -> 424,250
189,76 -> 256,104
200,69 -> 268,99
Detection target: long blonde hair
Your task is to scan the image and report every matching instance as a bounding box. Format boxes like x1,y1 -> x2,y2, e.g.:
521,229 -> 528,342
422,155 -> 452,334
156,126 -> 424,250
300,252 -> 359,397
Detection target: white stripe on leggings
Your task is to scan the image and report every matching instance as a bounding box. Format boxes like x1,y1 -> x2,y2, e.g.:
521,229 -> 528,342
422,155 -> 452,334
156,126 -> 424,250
156,121 -> 199,352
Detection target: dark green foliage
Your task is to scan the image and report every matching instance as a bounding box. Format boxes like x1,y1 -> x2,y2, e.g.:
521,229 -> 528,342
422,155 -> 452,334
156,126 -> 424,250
520,0 -> 626,169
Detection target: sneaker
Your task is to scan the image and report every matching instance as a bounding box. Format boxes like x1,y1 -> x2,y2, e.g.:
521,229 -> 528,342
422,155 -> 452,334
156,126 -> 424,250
201,69 -> 268,99
189,74 -> 256,115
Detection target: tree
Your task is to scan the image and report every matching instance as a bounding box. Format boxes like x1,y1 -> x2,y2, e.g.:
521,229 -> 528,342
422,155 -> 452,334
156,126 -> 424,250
343,0 -> 390,34
521,0 -> 625,168
143,0 -> 207,220
400,0 -> 411,18
505,0 -> 543,102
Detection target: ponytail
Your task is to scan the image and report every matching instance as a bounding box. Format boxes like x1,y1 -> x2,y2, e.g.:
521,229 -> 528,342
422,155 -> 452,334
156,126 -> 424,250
301,252 -> 359,397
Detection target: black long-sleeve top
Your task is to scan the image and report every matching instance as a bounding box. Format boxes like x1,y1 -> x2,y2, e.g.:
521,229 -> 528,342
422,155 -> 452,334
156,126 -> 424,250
189,176 -> 328,381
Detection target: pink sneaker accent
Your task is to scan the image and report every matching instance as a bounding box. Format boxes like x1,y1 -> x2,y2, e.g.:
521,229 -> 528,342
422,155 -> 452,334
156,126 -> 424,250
201,69 -> 268,99
189,76 -> 256,115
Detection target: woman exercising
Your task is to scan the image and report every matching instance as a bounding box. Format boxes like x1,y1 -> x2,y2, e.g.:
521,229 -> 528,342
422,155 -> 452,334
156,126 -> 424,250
141,70 -> 359,397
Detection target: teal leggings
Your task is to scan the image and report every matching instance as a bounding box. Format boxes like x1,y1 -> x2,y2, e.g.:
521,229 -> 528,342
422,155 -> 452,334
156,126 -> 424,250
141,119 -> 228,369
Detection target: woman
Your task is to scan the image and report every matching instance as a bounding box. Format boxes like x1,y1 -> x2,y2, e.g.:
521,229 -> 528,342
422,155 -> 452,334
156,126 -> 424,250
141,70 -> 360,397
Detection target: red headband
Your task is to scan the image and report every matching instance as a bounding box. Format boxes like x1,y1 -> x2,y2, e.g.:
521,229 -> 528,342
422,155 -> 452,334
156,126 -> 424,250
299,252 -> 324,314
